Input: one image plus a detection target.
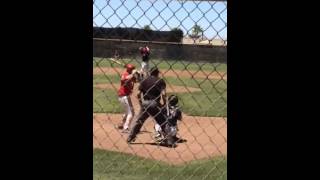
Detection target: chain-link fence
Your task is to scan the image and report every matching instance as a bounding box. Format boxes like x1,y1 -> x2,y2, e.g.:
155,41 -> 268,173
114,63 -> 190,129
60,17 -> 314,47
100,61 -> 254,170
93,0 -> 227,179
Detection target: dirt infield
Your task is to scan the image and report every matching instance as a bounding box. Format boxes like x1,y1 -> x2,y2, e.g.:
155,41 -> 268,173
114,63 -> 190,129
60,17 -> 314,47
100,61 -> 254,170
93,67 -> 227,80
93,113 -> 227,165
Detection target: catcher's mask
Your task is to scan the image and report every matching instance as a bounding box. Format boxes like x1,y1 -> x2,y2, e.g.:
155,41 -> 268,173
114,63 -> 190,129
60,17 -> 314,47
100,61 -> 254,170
168,95 -> 178,106
125,64 -> 135,73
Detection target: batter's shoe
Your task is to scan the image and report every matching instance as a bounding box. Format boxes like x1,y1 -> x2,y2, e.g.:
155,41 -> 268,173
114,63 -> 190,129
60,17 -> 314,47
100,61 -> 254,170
122,128 -> 130,133
126,135 -> 136,144
117,124 -> 123,129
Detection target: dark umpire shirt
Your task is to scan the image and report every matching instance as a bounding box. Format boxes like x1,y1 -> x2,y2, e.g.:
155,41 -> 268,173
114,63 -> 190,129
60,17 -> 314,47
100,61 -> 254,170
139,75 -> 166,103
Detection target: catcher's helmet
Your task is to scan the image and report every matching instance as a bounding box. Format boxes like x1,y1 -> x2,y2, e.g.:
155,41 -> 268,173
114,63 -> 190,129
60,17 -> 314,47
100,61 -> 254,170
168,95 -> 178,106
125,64 -> 135,73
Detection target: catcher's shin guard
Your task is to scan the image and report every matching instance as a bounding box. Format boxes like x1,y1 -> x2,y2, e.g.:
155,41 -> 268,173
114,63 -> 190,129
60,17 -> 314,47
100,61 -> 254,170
163,125 -> 176,147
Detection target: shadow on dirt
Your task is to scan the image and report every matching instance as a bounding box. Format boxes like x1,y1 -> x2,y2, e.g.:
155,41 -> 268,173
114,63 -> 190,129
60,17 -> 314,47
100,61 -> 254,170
131,138 -> 187,148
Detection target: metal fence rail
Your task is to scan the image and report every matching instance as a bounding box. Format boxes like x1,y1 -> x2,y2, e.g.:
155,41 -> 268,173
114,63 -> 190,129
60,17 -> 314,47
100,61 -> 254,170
93,0 -> 227,179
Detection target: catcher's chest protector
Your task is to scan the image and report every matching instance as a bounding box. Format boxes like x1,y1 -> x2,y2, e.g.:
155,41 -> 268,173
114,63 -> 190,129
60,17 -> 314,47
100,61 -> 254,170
167,107 -> 182,126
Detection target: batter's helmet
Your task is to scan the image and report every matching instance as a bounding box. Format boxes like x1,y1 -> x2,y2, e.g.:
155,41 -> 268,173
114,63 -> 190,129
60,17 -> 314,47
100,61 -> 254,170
125,64 -> 135,73
168,95 -> 178,106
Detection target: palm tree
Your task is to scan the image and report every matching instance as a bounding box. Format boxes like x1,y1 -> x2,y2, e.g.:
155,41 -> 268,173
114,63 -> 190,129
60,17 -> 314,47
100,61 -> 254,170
191,24 -> 203,39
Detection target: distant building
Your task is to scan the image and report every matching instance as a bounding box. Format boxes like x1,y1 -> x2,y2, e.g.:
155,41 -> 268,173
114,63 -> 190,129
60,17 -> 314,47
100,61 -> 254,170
182,37 -> 227,46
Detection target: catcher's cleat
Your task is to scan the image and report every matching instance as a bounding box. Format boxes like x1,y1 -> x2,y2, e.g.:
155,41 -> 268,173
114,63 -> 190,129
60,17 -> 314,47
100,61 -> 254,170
172,136 -> 181,143
159,140 -> 177,148
167,143 -> 177,148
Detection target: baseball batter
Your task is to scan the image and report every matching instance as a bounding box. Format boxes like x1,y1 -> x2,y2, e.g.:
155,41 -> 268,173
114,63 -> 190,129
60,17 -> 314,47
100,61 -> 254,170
117,64 -> 137,133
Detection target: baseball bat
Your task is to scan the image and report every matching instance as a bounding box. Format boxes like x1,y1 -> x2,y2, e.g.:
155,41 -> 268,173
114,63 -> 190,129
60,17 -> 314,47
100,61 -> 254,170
109,58 -> 125,67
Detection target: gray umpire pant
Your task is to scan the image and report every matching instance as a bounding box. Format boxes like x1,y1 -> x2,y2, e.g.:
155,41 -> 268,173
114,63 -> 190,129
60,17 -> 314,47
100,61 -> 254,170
128,99 -> 174,144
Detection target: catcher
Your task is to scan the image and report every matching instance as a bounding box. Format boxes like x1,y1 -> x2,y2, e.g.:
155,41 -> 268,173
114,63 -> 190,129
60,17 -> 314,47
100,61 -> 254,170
117,64 -> 138,133
154,94 -> 183,145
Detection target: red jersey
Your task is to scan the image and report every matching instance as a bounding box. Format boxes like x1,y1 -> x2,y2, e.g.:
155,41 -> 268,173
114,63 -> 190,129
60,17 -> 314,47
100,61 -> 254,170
118,71 -> 134,96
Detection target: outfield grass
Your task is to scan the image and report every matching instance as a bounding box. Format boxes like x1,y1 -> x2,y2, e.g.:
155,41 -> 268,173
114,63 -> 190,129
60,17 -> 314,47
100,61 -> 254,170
93,57 -> 227,73
164,76 -> 227,117
93,149 -> 227,180
93,74 -> 227,117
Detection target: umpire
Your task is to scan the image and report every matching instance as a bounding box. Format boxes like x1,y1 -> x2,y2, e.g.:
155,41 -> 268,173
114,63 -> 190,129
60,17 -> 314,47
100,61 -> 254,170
127,66 -> 174,146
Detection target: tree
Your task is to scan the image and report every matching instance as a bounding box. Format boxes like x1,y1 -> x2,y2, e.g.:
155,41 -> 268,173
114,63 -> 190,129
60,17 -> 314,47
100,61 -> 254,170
143,25 -> 152,31
171,27 -> 182,32
190,24 -> 203,39
170,27 -> 184,42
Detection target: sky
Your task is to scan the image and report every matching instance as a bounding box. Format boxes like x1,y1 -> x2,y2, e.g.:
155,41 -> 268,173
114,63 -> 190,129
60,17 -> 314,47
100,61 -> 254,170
93,0 -> 227,40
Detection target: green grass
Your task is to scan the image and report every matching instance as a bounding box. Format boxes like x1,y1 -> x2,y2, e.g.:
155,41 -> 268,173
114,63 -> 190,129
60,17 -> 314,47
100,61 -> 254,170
93,149 -> 227,180
93,88 -> 122,113
93,74 -> 227,117
93,74 -> 121,84
93,57 -> 227,73
164,76 -> 227,117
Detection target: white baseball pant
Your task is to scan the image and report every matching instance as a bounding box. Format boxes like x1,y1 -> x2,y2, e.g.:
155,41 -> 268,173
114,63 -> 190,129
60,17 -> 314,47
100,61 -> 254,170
118,95 -> 134,130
